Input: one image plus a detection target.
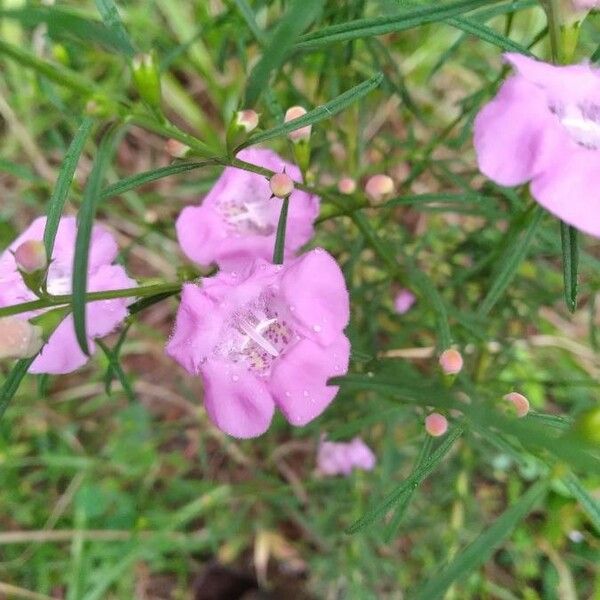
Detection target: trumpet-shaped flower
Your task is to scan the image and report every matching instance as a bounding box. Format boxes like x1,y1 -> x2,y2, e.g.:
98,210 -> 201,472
0,217 -> 136,374
316,436 -> 376,476
176,148 -> 319,270
474,53 -> 600,237
166,248 -> 350,438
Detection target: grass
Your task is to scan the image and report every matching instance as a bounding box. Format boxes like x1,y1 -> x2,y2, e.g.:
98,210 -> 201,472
0,0 -> 599,597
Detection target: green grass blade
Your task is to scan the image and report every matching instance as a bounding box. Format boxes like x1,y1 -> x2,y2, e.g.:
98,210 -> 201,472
413,480 -> 547,600
295,0 -> 499,50
233,0 -> 267,44
478,204 -> 544,317
241,73 -> 383,149
560,222 -> 578,313
563,474 -> 600,535
0,357 -> 37,420
44,117 -> 95,258
244,0 -> 323,105
272,196 -> 290,265
346,426 -> 463,534
447,16 -> 532,54
72,127 -> 121,356
94,0 -> 136,58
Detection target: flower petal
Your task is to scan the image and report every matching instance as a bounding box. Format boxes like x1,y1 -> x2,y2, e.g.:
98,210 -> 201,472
176,204 -> 227,267
271,335 -> 350,427
280,249 -> 350,346
202,361 -> 275,438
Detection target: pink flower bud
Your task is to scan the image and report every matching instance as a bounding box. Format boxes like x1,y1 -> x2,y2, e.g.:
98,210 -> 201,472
503,392 -> 530,418
439,348 -> 463,375
235,109 -> 259,133
285,106 -> 311,142
14,240 -> 47,273
337,177 -> 356,195
269,172 -> 295,198
425,413 -> 448,437
394,288 -> 416,314
365,174 -> 394,203
165,139 -> 190,158
0,317 -> 44,360
571,0 -> 600,9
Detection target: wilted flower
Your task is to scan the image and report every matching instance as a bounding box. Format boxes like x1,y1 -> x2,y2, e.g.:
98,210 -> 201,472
166,248 -> 350,438
474,53 -> 600,237
176,148 -> 319,270
317,436 -> 376,476
0,217 -> 136,374
425,413 -> 448,437
394,288 -> 416,314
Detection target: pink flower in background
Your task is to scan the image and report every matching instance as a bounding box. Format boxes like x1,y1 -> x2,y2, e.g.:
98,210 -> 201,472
572,0 -> 600,9
176,148 -> 319,270
474,53 -> 600,238
0,217 -> 136,374
316,436 -> 376,476
166,248 -> 350,438
394,288 -> 416,314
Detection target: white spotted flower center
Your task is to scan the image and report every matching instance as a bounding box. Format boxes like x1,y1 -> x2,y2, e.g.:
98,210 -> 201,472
552,102 -> 600,150
217,180 -> 276,236
214,291 -> 298,375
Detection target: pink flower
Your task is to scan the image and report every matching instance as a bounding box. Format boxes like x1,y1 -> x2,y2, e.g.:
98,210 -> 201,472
316,436 -> 376,476
0,217 -> 136,374
394,288 -> 416,314
166,248 -> 350,438
474,53 -> 600,238
176,148 -> 319,270
572,0 -> 600,9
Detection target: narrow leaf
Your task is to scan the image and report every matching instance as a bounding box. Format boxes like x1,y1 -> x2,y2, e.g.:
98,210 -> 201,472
94,0 -> 136,58
413,480 -> 547,600
0,357 -> 36,420
233,0 -> 267,44
447,15 -> 532,54
72,127 -> 121,355
560,222 -> 578,313
44,117 -> 94,258
478,204 -> 544,316
244,0 -> 323,105
272,196 -> 290,265
241,73 -> 383,149
563,474 -> 600,535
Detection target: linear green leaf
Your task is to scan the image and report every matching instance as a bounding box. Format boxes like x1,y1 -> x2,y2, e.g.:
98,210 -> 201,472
44,117 -> 94,258
0,357 -> 37,420
447,15 -> 532,54
413,480 -> 547,600
560,222 -> 578,313
272,196 -> 290,265
94,0 -> 136,57
233,0 -> 267,44
244,0 -> 323,105
346,426 -> 463,534
240,73 -> 383,149
478,204 -> 544,317
563,474 -> 600,535
295,0 -> 499,50
72,127 -> 121,356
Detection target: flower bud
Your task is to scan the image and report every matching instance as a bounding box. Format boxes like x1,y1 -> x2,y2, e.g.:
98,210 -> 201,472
439,348 -> 463,375
14,240 -> 47,274
132,52 -> 161,110
226,109 -> 260,153
269,172 -> 294,198
165,138 -> 190,158
235,109 -> 259,133
365,174 -> 394,203
394,288 -> 416,315
425,413 -> 448,437
0,317 -> 44,360
284,106 -> 311,142
503,392 -> 530,418
337,177 -> 357,195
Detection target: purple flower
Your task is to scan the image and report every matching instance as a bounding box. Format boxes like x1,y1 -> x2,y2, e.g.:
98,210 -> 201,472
474,53 -> 600,238
316,436 -> 376,476
0,217 -> 136,374
394,288 -> 416,314
176,148 -> 319,270
166,248 -> 350,438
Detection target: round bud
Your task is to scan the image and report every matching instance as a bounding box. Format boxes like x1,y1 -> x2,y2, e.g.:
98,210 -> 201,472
0,317 -> 44,360
503,392 -> 530,418
337,177 -> 357,195
285,106 -> 311,142
365,174 -> 394,203
235,109 -> 259,133
14,240 -> 47,273
165,139 -> 190,158
425,413 -> 448,437
439,348 -> 463,375
269,172 -> 295,198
